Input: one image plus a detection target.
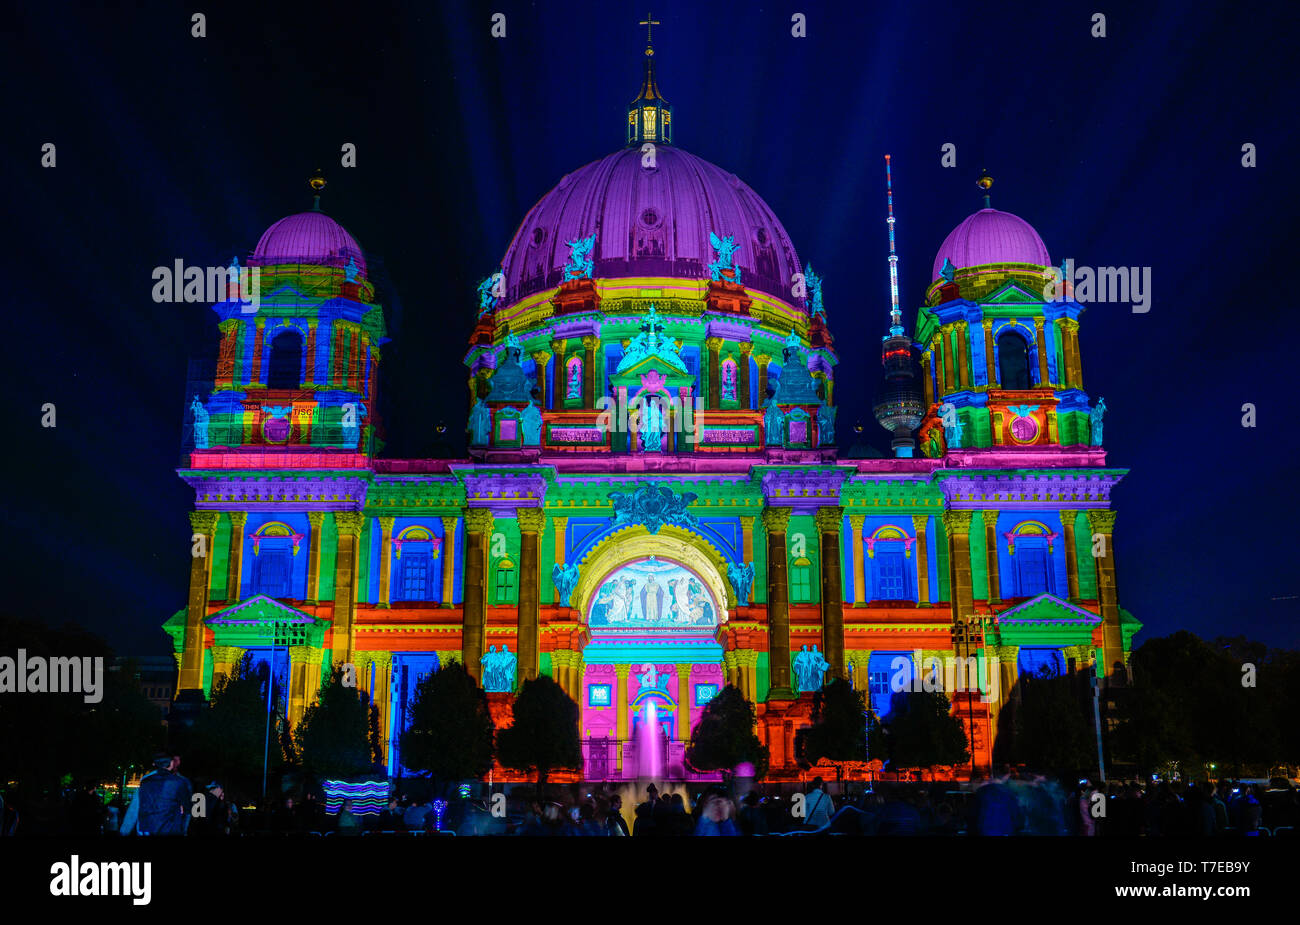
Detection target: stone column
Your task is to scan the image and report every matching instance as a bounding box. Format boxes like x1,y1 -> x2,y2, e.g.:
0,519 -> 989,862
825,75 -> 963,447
1086,510 -> 1124,676
982,510 -> 1002,605
911,514 -> 931,605
251,317 -> 266,387
179,511 -> 219,693
677,666 -> 691,740
516,508 -> 546,682
723,650 -> 739,690
816,506 -> 847,681
736,650 -> 758,703
440,516 -> 458,607
582,335 -> 599,409
551,650 -> 570,698
1034,317 -> 1051,386
756,353 -> 772,402
762,507 -> 795,699
370,650 -> 393,748
377,516 -> 395,608
1060,509 -> 1081,601
939,327 -> 955,397
1066,319 -> 1083,389
288,645 -> 321,728
531,350 -> 552,409
551,515 -> 568,604
847,650 -> 872,692
956,325 -> 971,390
615,664 -> 631,772
920,350 -> 934,407
943,510 -> 976,657
849,514 -> 866,605
331,511 -> 365,667
550,339 -> 565,408
462,508 -> 494,683
739,516 -> 755,568
975,323 -> 990,389
226,511 -> 247,603
738,342 -> 753,409
306,511 -> 324,604
705,337 -> 722,409
210,645 -> 244,688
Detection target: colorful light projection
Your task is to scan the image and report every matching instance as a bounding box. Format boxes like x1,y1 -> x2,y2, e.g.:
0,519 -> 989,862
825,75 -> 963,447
587,558 -> 717,631
321,779 -> 389,815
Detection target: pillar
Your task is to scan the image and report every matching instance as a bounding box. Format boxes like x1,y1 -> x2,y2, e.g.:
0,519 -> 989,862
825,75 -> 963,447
939,327 -> 955,397
330,511 -> 365,667
370,650 -> 393,748
1086,510 -> 1124,676
551,515 -> 568,604
847,650 -> 872,692
983,319 -> 997,385
705,337 -> 722,409
911,514 -> 931,605
1067,319 -> 1083,389
762,507 -> 795,698
677,666 -> 691,740
921,350 -> 934,407
816,506 -> 846,680
377,516 -> 395,608
942,510 -> 976,656
738,341 -> 753,409
982,510 -> 1002,605
756,353 -> 772,402
582,335 -> 599,409
550,339 -> 565,408
956,325 -> 971,390
440,515 -> 458,607
849,514 -> 865,605
1061,509 -> 1081,601
251,318 -> 266,387
179,511 -> 219,693
288,645 -> 322,728
226,511 -> 247,603
516,507 -> 545,682
739,516 -> 755,568
1034,317 -> 1050,386
723,650 -> 739,691
462,508 -> 494,683
306,511 -> 324,604
531,350 -> 552,409
615,664 -> 631,772
210,646 -> 244,689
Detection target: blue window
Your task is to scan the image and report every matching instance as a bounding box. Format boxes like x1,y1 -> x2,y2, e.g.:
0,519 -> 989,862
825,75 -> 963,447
694,683 -> 718,705
873,547 -> 909,600
1015,540 -> 1050,596
589,684 -> 612,707
253,548 -> 291,598
399,550 -> 433,601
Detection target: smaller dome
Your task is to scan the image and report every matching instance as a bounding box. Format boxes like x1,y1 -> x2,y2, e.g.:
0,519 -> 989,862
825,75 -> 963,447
931,208 -> 1050,282
253,211 -> 366,273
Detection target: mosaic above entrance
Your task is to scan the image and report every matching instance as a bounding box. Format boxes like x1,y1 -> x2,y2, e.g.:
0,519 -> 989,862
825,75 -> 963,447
588,557 -> 717,632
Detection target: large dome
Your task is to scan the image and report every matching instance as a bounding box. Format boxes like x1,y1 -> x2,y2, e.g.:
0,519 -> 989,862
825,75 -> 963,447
500,146 -> 801,305
931,208 -> 1050,282
253,210 -> 367,273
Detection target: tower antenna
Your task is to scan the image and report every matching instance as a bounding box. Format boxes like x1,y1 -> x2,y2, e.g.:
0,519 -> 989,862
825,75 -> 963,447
885,155 -> 901,333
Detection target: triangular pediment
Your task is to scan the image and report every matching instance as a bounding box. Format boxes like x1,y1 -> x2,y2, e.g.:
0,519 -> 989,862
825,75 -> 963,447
610,354 -> 694,389
985,282 -> 1042,304
995,593 -> 1101,625
204,595 -> 327,645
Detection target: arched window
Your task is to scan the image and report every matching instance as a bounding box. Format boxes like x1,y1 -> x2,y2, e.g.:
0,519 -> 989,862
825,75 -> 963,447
866,526 -> 915,601
565,356 -> 583,400
790,557 -> 813,602
720,358 -> 738,402
1005,520 -> 1058,597
997,330 -> 1032,390
395,526 -> 441,602
494,558 -> 516,604
267,330 -> 303,390
251,521 -> 301,598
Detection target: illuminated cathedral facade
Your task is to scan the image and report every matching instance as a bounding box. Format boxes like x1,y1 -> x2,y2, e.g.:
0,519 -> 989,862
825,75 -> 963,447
168,43 -> 1137,781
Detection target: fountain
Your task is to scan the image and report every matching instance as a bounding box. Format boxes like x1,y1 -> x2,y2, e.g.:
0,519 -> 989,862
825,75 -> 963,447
637,700 -> 665,780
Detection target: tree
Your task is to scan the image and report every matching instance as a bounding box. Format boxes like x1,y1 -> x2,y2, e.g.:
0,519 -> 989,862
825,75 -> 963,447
399,661 -> 495,793
294,668 -> 374,780
1011,666 -> 1095,774
496,675 -> 581,795
875,689 -> 969,777
685,684 -> 769,781
795,679 -> 867,785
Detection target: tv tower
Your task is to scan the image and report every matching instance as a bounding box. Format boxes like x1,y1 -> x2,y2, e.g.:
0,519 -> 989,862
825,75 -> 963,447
872,155 -> 924,457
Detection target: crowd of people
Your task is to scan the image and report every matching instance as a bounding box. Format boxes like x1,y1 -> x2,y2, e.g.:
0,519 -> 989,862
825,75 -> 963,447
1,756 -> 1296,837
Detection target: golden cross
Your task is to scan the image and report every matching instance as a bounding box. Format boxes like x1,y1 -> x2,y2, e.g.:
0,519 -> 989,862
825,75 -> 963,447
639,12 -> 660,45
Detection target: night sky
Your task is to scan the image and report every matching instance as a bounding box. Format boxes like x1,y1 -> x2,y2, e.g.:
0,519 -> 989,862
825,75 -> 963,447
5,0 -> 1296,653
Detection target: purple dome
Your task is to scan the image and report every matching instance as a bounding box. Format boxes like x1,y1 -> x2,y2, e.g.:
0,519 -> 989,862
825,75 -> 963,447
931,208 -> 1050,282
501,146 -> 801,304
252,211 -> 366,273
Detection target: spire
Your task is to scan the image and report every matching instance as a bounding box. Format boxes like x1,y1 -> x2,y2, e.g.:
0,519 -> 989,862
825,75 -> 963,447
309,168 -> 326,212
977,170 -> 993,209
885,154 -> 902,335
627,13 -> 671,146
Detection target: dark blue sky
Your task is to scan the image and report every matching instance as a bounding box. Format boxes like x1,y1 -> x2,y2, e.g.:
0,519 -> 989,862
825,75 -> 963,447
4,0 -> 1296,652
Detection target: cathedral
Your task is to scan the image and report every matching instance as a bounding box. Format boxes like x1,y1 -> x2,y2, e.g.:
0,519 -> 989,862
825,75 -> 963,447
167,39 -> 1137,782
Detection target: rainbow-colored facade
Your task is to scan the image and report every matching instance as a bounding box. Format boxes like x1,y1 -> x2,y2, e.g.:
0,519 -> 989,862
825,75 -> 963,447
167,47 -> 1138,780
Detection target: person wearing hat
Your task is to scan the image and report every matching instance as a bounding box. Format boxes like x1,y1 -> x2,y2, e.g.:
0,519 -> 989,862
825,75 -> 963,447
189,781 -> 230,836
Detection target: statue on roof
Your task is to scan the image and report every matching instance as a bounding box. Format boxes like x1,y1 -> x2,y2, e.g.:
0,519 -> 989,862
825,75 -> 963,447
476,270 -> 503,316
488,326 -> 531,401
763,397 -> 785,445
616,304 -> 687,373
190,395 -> 209,449
805,262 -> 825,320
563,234 -> 596,280
727,561 -> 755,607
944,414 -> 964,450
521,399 -> 543,446
707,232 -> 742,284
638,396 -> 664,452
467,398 -> 491,446
940,258 -> 957,283
1090,397 -> 1107,446
345,257 -> 361,283
774,334 -> 821,404
817,401 -> 836,446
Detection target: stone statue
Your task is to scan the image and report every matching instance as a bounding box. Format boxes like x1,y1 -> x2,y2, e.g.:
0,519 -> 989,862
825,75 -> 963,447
816,402 -> 836,446
763,397 -> 785,446
804,262 -> 825,320
639,397 -> 663,452
552,562 -> 581,607
227,256 -> 241,288
481,644 -> 517,692
467,398 -> 491,446
636,663 -> 663,692
340,403 -> 366,449
615,304 -> 687,374
476,272 -> 500,316
726,561 -> 755,607
774,335 -> 821,404
563,234 -> 596,280
939,257 -> 957,283
1090,397 -> 1107,446
521,399 -> 543,446
707,231 -> 742,283
944,414 -> 964,450
793,646 -> 811,692
345,257 -> 360,283
794,644 -> 830,692
190,396 -> 209,449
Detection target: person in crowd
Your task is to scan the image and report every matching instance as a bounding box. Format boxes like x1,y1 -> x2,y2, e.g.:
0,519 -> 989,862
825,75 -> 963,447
121,753 -> 192,836
803,776 -> 834,830
694,791 -> 740,836
378,796 -> 404,832
605,794 -> 629,836
739,792 -> 769,836
336,799 -> 362,836
968,765 -> 1023,836
189,781 -> 229,836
